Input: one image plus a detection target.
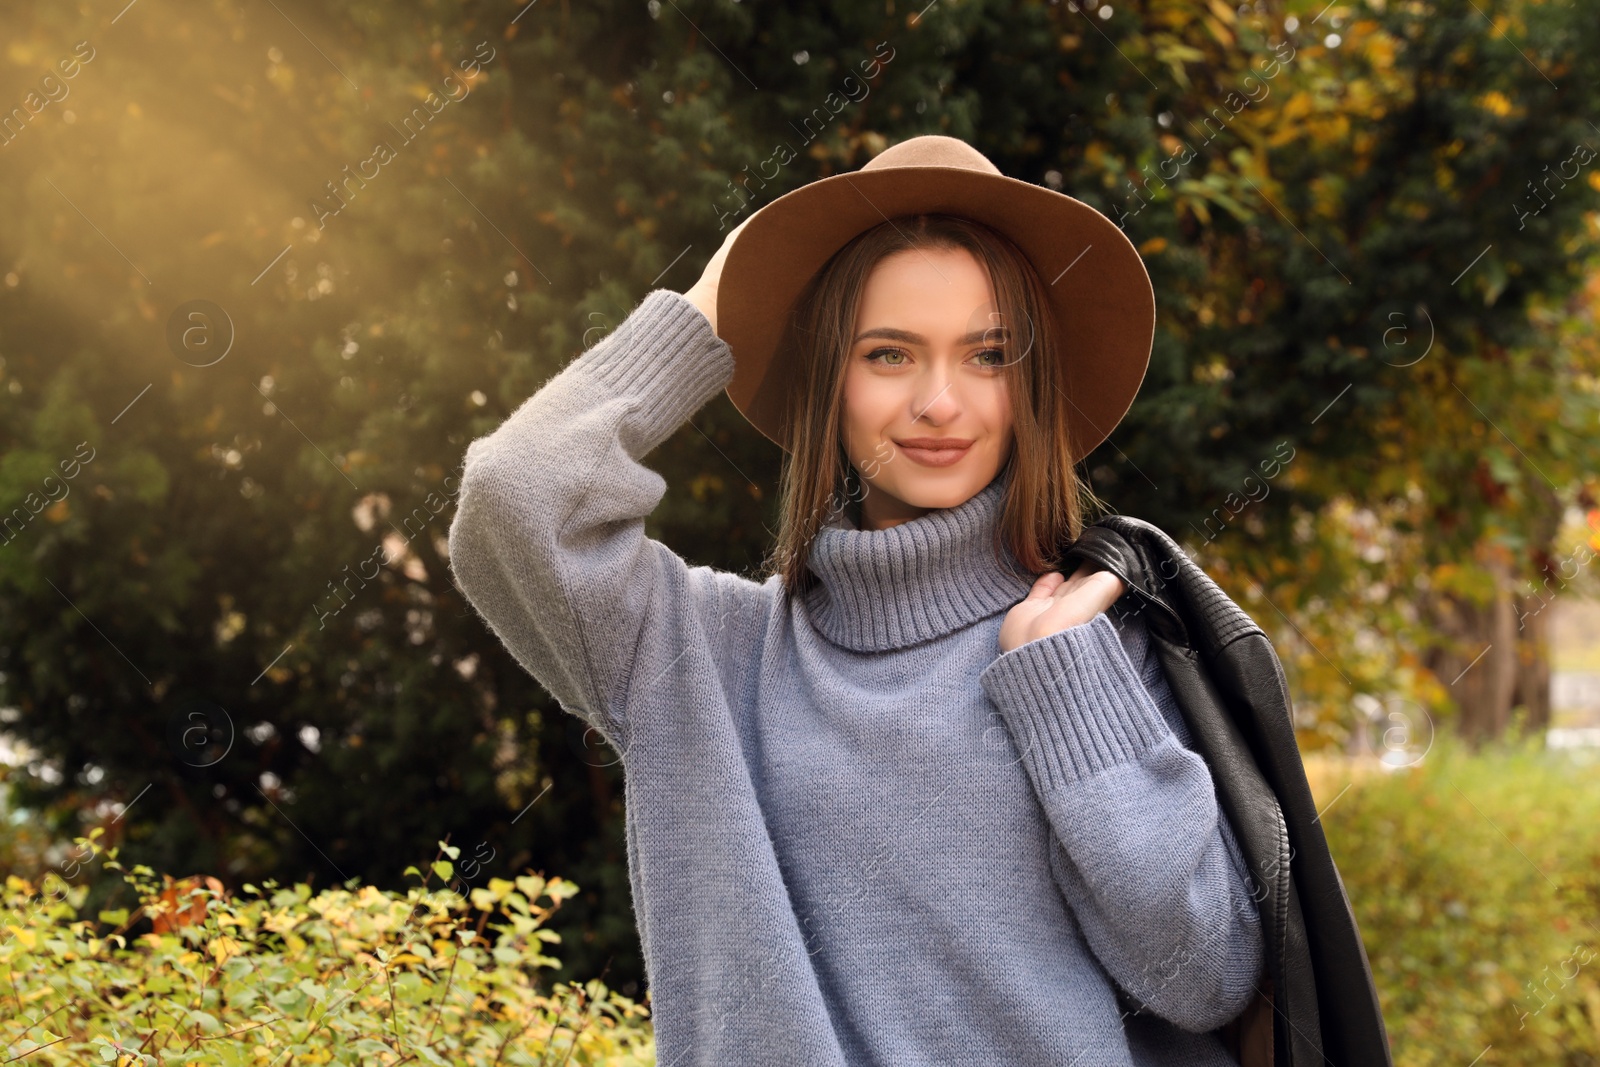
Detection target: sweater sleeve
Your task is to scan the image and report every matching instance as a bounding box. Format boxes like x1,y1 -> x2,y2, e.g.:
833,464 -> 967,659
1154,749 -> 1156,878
978,610 -> 1264,1034
446,288 -> 767,753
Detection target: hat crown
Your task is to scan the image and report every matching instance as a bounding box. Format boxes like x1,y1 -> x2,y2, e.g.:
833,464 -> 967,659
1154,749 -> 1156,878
860,134 -> 1000,176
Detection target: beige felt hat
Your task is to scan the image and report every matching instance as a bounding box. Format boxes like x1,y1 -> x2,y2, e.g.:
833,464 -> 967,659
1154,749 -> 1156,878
716,134 -> 1155,462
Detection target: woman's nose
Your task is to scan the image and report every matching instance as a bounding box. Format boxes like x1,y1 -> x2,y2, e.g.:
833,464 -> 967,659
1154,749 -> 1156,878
912,369 -> 960,422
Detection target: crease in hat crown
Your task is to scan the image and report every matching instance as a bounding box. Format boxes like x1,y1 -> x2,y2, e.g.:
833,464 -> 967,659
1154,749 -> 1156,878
713,134 -> 1156,465
857,134 -> 1003,176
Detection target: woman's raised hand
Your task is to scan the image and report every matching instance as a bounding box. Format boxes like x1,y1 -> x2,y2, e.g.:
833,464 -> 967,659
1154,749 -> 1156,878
682,210 -> 759,335
998,563 -> 1128,654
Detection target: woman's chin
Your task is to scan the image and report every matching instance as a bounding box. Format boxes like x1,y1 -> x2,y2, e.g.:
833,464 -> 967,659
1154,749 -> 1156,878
870,469 -> 993,514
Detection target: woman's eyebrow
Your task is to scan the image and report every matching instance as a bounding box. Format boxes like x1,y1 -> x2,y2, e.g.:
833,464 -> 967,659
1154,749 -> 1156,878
852,326 -> 1008,345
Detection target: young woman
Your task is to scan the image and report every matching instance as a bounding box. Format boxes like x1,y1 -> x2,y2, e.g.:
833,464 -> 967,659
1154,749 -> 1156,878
448,136 -> 1265,1066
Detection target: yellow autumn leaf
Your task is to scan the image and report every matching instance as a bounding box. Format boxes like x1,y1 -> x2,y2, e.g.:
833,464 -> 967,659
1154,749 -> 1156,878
208,935 -> 243,964
1477,91 -> 1514,117
1281,92 -> 1314,123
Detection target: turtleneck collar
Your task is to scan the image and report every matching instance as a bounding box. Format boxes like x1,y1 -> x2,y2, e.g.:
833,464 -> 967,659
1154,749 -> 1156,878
802,465 -> 1038,652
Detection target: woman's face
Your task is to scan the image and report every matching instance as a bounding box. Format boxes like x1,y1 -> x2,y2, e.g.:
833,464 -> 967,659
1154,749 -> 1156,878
840,246 -> 1016,531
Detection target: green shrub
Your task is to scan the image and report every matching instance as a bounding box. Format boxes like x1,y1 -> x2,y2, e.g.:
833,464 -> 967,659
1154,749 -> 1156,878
1320,733 -> 1600,1066
0,839 -> 654,1065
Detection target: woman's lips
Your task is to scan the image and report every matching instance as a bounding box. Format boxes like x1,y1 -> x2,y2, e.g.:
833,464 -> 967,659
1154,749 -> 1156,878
895,441 -> 973,467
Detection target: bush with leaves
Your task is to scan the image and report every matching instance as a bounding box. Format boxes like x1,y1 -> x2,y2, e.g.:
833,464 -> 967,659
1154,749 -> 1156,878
0,838 -> 653,1066
1315,734 -> 1600,1066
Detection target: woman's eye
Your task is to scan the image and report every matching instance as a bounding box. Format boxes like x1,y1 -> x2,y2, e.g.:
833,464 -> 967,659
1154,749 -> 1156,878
974,348 -> 1006,367
866,347 -> 907,365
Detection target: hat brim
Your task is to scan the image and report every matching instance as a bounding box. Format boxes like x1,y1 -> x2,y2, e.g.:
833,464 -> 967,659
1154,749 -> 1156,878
716,166 -> 1155,463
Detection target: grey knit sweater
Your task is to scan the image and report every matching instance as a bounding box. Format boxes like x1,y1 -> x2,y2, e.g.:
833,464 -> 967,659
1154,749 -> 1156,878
447,288 -> 1264,1067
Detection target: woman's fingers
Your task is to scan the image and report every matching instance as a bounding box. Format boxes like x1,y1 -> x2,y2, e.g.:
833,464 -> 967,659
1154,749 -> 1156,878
1044,565 -> 1127,622
1068,562 -> 1097,582
1002,567 -> 1126,653
1051,563 -> 1096,598
1027,571 -> 1066,600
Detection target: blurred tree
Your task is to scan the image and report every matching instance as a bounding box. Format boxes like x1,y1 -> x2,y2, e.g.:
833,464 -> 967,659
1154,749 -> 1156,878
2,0 -> 1599,996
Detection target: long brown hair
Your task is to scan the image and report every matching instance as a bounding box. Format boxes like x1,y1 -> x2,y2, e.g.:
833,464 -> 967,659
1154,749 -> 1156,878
763,213 -> 1107,595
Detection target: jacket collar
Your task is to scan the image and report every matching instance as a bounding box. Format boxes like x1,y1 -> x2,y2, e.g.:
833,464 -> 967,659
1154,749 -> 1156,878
802,465 -> 1035,652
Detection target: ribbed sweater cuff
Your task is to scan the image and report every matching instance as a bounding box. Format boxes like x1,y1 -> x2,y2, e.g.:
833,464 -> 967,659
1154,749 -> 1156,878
567,288 -> 735,455
979,612 -> 1173,791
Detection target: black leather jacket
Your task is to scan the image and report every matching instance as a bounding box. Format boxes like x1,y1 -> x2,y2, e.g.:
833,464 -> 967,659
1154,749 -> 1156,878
1063,515 -> 1393,1067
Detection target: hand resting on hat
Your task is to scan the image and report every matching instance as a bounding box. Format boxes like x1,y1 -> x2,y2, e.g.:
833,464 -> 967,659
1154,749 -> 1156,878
998,564 -> 1128,654
682,211 -> 758,335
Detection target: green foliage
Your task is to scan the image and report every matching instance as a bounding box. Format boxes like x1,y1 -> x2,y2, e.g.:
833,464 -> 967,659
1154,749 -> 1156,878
0,846 -> 653,1065
1317,735 -> 1600,1065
